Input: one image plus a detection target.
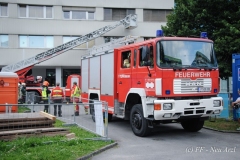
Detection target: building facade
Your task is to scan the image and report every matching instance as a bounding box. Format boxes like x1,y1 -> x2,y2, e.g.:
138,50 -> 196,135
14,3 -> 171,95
0,0 -> 174,86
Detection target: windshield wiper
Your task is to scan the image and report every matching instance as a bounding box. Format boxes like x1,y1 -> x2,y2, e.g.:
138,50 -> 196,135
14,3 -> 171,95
195,63 -> 217,71
170,64 -> 184,71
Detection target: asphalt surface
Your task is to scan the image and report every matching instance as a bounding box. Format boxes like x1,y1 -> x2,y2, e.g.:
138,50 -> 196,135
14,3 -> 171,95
89,118 -> 240,160
29,104 -> 240,160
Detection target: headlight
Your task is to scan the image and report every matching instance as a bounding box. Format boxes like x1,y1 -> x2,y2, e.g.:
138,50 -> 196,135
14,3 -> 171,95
213,100 -> 221,107
163,103 -> 172,110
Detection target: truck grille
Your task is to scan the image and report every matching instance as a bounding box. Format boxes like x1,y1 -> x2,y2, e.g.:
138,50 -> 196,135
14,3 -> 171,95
174,78 -> 212,94
184,107 -> 206,115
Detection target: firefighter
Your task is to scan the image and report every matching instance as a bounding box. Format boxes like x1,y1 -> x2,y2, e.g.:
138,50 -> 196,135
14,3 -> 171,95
123,59 -> 130,68
21,83 -> 26,103
42,83 -> 51,113
51,82 -> 64,117
71,82 -> 81,116
18,82 -> 23,103
43,78 -> 49,87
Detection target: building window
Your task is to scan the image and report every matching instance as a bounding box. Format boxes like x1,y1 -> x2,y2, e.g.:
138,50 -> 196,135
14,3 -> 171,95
18,5 -> 53,18
0,3 -> 8,17
143,9 -> 172,22
63,69 -> 80,87
104,8 -> 135,21
104,36 -> 123,43
63,36 -> 95,49
46,69 -> 56,87
122,50 -> 131,68
144,37 -> 155,40
62,7 -> 95,20
0,35 -> 8,47
19,35 -> 54,48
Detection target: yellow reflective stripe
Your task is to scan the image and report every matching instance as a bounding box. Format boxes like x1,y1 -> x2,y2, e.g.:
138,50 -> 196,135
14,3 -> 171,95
53,90 -> 62,92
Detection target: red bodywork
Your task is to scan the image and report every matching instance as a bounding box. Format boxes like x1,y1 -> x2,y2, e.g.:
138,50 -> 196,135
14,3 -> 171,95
81,37 -> 219,115
65,74 -> 81,102
16,66 -> 81,102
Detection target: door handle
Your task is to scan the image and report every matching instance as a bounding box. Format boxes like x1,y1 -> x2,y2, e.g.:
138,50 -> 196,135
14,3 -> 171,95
137,81 -> 141,84
119,81 -> 122,84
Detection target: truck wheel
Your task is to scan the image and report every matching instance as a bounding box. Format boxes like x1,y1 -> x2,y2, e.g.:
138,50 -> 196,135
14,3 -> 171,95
89,100 -> 95,122
103,113 -> 113,122
130,104 -> 151,137
181,119 -> 204,132
33,92 -> 40,104
26,91 -> 40,104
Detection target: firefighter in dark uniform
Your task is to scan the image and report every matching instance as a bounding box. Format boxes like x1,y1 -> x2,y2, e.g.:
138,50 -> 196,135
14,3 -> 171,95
51,82 -> 64,117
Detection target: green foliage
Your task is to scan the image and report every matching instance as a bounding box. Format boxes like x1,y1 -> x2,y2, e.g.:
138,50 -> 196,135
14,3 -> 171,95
162,0 -> 240,78
0,121 -> 113,160
18,106 -> 31,113
204,118 -> 239,131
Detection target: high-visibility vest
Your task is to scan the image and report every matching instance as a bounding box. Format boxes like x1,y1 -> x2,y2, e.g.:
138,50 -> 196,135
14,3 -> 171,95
51,86 -> 64,100
71,85 -> 81,98
42,86 -> 48,100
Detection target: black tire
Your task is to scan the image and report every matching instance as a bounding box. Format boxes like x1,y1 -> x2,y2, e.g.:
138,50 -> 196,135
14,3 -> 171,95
103,113 -> 113,122
181,119 -> 204,132
108,113 -> 113,122
130,104 -> 151,137
33,92 -> 40,104
89,100 -> 95,122
26,91 -> 40,104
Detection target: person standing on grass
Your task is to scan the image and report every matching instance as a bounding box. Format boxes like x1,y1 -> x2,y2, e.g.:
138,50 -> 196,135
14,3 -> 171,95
231,89 -> 240,131
51,82 -> 64,117
71,82 -> 81,116
42,83 -> 51,113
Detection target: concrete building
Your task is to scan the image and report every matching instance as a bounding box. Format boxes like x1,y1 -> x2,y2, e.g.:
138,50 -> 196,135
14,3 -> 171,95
0,0 -> 174,86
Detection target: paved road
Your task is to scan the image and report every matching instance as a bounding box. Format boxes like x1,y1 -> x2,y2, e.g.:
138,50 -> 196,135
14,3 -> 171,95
90,117 -> 240,160
32,104 -> 240,160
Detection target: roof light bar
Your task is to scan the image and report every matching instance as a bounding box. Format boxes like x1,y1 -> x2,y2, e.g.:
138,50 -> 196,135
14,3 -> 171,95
200,32 -> 208,39
156,30 -> 164,37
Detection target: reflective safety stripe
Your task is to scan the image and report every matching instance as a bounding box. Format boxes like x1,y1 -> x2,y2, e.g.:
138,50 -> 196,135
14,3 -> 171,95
52,89 -> 63,97
42,87 -> 48,99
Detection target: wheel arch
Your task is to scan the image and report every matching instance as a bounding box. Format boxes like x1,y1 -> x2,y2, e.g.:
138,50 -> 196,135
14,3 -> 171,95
88,89 -> 100,100
125,88 -> 147,120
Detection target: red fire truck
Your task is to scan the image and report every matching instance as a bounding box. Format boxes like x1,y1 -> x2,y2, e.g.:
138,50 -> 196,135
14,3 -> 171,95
81,31 -> 223,137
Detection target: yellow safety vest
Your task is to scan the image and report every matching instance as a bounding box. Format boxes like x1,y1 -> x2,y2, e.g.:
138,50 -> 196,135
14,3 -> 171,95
42,87 -> 49,100
71,86 -> 81,98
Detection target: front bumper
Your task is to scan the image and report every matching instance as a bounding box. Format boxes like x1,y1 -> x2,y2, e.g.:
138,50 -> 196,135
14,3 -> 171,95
153,97 -> 223,120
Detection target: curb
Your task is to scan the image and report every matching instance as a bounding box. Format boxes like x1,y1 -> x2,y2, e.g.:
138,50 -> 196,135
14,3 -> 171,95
203,126 -> 240,133
78,142 -> 118,160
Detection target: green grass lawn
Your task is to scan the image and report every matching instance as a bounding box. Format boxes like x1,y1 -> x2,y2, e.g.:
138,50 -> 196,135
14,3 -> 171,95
204,117 -> 239,131
0,120 -> 114,160
18,106 -> 31,113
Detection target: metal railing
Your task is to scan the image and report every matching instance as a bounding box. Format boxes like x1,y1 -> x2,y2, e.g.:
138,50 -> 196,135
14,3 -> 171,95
0,97 -> 110,141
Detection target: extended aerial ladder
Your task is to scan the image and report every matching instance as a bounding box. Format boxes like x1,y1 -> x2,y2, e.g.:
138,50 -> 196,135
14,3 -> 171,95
84,35 -> 141,58
1,14 -> 137,74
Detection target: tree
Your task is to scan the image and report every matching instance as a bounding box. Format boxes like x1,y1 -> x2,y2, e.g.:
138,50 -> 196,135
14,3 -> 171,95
162,0 -> 240,78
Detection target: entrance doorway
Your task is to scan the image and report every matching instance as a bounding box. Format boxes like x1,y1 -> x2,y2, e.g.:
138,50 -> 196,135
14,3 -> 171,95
46,69 -> 56,86
63,69 -> 80,87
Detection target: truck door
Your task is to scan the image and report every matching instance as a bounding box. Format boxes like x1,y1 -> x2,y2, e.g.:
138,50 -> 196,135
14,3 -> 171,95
131,49 -> 139,88
136,45 -> 155,93
117,49 -> 132,102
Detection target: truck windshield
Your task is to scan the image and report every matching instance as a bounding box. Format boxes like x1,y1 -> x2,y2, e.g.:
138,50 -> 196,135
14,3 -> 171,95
156,40 -> 217,69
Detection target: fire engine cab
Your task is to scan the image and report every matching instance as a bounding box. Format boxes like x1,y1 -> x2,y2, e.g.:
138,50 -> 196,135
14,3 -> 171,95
81,31 -> 223,137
